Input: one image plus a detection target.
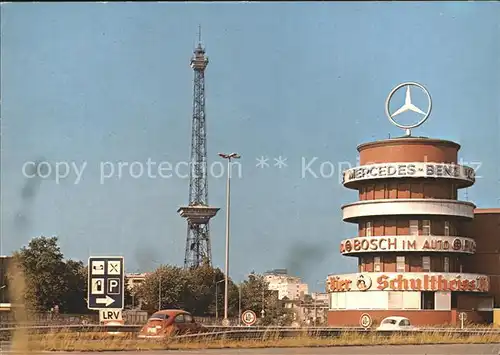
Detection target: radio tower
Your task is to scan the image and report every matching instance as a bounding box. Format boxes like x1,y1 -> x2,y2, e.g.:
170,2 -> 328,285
178,27 -> 220,269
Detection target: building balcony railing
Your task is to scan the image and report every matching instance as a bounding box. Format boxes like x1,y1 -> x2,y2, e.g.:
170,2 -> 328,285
342,199 -> 475,223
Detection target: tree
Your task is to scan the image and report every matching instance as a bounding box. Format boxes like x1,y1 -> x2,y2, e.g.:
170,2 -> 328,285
124,282 -> 133,309
239,272 -> 293,326
61,259 -> 87,314
134,264 -> 240,317
13,236 -> 70,312
239,272 -> 268,316
12,236 -> 95,314
135,265 -> 188,313
189,265 -> 240,318
184,264 -> 222,316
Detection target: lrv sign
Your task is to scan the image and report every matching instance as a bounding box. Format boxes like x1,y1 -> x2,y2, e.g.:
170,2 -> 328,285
100,309 -> 123,322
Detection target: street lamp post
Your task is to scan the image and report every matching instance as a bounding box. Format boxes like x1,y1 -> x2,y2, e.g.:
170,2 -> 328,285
215,279 -> 224,321
218,152 -> 240,327
313,293 -> 317,326
158,275 -> 162,311
261,289 -> 265,319
238,283 -> 242,326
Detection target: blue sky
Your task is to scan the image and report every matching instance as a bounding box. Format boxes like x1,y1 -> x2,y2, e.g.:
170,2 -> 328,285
1,2 -> 499,290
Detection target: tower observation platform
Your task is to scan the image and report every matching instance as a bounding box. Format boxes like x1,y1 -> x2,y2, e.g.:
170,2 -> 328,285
178,204 -> 220,225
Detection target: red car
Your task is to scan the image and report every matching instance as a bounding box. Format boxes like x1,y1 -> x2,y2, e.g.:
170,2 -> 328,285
137,309 -> 206,338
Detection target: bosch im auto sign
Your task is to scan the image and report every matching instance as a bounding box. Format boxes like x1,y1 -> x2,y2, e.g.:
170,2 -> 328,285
340,236 -> 476,254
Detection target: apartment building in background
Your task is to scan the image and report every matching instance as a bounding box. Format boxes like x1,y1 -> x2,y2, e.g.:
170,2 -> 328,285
125,272 -> 149,291
264,269 -> 309,300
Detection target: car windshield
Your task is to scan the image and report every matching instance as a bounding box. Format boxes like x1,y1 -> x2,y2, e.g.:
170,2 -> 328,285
382,319 -> 397,325
149,313 -> 169,320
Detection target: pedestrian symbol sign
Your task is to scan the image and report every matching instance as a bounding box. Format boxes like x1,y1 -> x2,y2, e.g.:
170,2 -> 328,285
87,256 -> 124,310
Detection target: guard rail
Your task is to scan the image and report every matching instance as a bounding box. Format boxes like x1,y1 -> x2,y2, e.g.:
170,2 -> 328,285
1,325 -> 499,338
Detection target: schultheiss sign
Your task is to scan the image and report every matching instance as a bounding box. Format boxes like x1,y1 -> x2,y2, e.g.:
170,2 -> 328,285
342,162 -> 475,184
340,236 -> 476,255
327,273 -> 490,293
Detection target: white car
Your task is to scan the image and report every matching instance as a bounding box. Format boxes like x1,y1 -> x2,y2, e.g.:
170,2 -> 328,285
376,316 -> 417,331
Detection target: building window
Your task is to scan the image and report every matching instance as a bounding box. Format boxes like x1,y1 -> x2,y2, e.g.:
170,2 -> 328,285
409,220 -> 419,236
422,220 -> 431,236
422,256 -> 431,272
444,257 -> 450,272
359,257 -> 365,272
444,221 -> 450,236
374,256 -> 381,272
396,256 -> 405,272
366,221 -> 372,236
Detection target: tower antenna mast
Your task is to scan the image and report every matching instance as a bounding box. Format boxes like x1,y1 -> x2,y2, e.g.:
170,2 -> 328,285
178,27 -> 219,269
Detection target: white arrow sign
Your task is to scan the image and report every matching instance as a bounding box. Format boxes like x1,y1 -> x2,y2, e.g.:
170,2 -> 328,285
96,295 -> 115,307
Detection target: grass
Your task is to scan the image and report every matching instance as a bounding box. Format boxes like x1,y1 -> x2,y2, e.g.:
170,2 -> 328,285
18,328 -> 500,351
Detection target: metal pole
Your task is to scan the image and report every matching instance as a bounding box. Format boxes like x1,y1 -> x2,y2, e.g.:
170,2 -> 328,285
261,289 -> 265,318
158,275 -> 161,311
314,294 -> 317,326
238,284 -> 242,326
223,157 -> 231,325
215,282 -> 218,320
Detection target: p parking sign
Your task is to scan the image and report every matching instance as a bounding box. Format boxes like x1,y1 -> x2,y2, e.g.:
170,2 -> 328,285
87,256 -> 124,310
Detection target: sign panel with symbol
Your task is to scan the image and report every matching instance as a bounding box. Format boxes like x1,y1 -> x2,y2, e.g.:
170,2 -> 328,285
241,310 -> 257,326
359,313 -> 372,329
91,278 -> 104,295
107,278 -> 121,295
108,261 -> 121,275
87,256 -> 124,311
91,261 -> 105,275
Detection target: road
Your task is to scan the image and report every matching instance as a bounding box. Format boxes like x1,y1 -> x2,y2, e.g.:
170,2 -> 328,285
1,343 -> 499,354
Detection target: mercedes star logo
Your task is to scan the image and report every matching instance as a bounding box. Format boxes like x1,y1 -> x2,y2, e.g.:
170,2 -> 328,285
385,82 -> 432,136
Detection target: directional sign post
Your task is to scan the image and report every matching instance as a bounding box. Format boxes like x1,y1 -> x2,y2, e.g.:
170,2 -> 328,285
87,256 -> 124,311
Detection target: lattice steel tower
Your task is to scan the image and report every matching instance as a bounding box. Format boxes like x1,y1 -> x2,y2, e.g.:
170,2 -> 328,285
178,28 -> 219,269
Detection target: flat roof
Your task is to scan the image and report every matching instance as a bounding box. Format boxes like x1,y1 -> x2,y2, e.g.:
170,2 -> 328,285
357,136 -> 461,152
474,208 -> 500,214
